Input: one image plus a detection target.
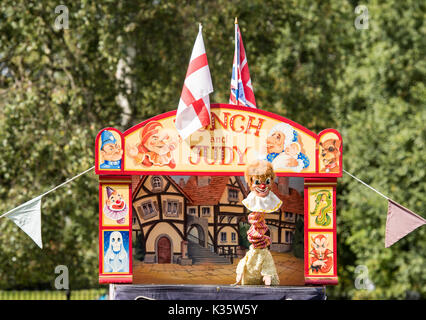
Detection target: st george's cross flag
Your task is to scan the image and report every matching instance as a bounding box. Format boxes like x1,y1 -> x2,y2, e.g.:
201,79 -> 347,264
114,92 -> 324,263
175,24 -> 214,140
229,19 -> 257,108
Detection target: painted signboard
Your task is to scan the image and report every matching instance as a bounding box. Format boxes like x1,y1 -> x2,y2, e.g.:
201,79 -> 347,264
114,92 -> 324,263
95,104 -> 342,177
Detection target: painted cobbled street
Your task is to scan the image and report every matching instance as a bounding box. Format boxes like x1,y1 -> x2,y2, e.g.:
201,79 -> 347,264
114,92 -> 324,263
133,251 -> 304,286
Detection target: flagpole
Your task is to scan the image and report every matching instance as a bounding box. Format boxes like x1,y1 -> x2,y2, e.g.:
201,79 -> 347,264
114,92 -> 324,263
234,17 -> 239,103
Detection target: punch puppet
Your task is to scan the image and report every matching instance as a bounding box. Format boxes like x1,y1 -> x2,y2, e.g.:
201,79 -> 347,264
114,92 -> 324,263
235,160 -> 282,286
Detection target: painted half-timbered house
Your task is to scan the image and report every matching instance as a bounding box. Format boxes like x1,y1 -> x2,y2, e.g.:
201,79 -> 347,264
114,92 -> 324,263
131,175 -> 304,264
131,175 -> 191,264
268,177 -> 304,252
182,175 -> 249,259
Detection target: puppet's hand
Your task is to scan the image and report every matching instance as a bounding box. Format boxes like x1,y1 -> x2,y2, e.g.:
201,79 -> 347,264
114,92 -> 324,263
263,275 -> 271,286
232,273 -> 242,286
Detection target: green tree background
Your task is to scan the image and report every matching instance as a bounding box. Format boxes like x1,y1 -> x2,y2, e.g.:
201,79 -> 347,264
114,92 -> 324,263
0,0 -> 424,298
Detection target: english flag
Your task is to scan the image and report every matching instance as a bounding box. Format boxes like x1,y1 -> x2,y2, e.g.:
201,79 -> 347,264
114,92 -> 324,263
175,24 -> 214,140
229,19 -> 257,108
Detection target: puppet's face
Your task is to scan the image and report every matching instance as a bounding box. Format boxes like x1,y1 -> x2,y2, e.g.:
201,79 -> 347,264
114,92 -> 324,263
250,176 -> 273,198
311,235 -> 328,259
110,231 -> 123,252
267,132 -> 285,154
101,143 -> 123,161
145,130 -> 175,155
106,191 -> 126,211
245,160 -> 275,198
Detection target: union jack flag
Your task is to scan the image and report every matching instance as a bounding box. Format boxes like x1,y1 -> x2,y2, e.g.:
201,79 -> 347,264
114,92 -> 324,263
229,20 -> 257,108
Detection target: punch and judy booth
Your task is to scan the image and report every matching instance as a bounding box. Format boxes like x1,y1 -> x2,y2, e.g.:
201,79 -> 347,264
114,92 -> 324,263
95,104 -> 342,298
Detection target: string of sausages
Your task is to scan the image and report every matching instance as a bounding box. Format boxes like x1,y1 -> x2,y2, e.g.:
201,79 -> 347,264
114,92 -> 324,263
247,211 -> 271,249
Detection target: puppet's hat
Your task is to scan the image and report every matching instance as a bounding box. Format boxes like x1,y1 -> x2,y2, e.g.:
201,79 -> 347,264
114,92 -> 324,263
100,130 -> 117,150
106,186 -> 115,198
141,121 -> 163,145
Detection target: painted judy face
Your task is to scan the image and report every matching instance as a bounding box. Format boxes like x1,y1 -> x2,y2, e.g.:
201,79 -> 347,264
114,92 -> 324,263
266,132 -> 285,154
250,176 -> 272,198
106,191 -> 126,211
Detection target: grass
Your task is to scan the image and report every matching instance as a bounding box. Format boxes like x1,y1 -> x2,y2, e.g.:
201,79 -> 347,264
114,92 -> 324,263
0,289 -> 108,300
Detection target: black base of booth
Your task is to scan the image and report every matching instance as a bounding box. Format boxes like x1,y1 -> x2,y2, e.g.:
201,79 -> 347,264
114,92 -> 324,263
111,284 -> 326,300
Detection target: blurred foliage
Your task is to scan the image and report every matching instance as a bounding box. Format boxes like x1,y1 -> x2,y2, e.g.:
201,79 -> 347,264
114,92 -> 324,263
0,0 -> 424,298
328,0 -> 426,300
292,217 -> 304,259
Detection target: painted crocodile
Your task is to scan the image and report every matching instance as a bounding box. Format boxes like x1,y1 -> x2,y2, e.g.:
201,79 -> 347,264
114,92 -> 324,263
310,190 -> 332,227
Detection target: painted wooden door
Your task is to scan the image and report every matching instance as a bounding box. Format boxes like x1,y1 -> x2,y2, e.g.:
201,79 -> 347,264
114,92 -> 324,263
157,237 -> 171,263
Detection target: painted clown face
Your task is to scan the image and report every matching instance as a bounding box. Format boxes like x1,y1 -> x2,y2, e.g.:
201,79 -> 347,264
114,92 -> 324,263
266,132 -> 285,154
101,143 -> 123,162
106,190 -> 126,211
145,129 -> 175,155
311,235 -> 328,259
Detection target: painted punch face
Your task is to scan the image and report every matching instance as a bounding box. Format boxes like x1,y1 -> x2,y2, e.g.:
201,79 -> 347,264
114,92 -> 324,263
146,130 -> 173,155
251,176 -> 272,198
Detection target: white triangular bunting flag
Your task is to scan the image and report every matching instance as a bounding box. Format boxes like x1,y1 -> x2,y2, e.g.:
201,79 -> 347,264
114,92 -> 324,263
385,199 -> 425,248
4,196 -> 43,249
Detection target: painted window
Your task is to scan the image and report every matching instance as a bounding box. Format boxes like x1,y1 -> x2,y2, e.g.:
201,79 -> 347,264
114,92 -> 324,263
285,230 -> 293,243
188,207 -> 197,215
228,188 -> 238,201
151,176 -> 163,191
220,232 -> 227,242
165,200 -> 179,217
201,207 -> 211,217
285,212 -> 293,219
231,232 -> 237,243
138,200 -> 157,220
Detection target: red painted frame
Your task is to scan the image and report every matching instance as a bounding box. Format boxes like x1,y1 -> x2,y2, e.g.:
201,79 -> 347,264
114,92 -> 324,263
95,127 -> 125,175
304,178 -> 338,285
98,176 -> 133,284
95,104 -> 342,286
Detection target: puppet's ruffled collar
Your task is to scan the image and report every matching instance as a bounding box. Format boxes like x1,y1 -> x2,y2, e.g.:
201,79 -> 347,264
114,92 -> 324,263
242,191 -> 282,213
